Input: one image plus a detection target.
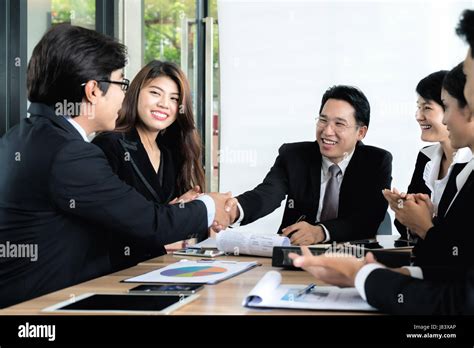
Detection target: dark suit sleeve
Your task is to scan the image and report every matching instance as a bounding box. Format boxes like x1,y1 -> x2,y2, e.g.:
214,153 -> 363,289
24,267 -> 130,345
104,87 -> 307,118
413,221 -> 468,280
48,140 -> 208,245
394,151 -> 431,234
237,145 -> 289,225
364,267 -> 473,315
419,265 -> 467,282
323,150 -> 392,241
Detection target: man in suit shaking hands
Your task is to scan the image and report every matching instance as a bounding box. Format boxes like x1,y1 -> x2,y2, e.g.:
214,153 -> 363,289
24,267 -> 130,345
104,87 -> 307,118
0,24 -> 231,308
289,10 -> 474,315
223,86 -> 392,245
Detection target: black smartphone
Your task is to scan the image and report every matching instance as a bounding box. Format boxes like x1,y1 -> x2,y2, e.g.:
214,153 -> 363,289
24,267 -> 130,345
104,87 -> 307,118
128,284 -> 204,295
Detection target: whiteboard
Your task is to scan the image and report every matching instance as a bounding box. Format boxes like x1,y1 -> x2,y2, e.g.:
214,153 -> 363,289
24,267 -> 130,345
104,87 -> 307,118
218,0 -> 471,234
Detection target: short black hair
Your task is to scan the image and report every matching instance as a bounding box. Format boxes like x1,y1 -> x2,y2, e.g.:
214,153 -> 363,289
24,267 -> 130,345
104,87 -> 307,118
456,9 -> 474,57
416,70 -> 448,107
442,63 -> 467,109
27,24 -> 127,105
319,85 -> 370,128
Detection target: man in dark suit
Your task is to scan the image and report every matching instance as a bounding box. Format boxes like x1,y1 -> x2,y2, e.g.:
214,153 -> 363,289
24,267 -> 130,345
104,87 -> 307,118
224,85 -> 392,245
288,9 -> 474,315
0,24 -> 230,308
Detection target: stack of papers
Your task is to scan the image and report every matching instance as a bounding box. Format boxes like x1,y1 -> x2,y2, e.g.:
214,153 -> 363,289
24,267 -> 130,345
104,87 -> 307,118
216,230 -> 290,257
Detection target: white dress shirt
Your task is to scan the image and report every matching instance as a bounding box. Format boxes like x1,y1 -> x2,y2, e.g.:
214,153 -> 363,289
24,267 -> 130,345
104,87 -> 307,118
421,144 -> 471,215
196,195 -> 216,228
355,264 -> 430,301
62,115 -> 90,142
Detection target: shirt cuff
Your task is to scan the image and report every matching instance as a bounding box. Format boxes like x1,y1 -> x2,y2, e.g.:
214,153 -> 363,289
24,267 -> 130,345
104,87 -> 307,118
402,266 -> 424,279
354,263 -> 386,301
197,195 -> 215,228
318,224 -> 331,242
229,202 -> 245,228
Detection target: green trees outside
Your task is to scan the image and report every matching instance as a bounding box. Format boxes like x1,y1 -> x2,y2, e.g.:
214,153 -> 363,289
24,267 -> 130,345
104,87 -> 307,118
51,0 -> 200,66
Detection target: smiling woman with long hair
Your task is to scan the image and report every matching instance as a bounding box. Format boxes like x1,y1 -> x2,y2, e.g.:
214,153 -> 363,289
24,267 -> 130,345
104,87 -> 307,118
93,60 -> 205,270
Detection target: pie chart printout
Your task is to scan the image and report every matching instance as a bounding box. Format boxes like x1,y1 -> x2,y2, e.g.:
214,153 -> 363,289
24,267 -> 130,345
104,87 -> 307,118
160,266 -> 228,277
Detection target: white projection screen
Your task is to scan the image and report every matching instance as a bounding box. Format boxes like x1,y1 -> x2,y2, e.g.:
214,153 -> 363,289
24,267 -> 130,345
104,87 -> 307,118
217,0 -> 471,235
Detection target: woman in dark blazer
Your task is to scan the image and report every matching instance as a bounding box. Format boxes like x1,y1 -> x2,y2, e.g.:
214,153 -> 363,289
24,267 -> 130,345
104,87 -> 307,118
390,64 -> 473,272
93,60 -> 205,271
394,69 -> 471,243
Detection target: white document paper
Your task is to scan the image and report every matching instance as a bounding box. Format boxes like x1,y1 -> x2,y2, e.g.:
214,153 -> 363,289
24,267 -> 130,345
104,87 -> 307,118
216,230 -> 290,257
124,259 -> 259,284
188,237 -> 217,250
243,271 -> 376,312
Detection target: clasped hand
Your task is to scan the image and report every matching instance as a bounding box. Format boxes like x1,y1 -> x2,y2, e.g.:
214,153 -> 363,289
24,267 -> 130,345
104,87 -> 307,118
382,188 -> 434,239
169,187 -> 237,232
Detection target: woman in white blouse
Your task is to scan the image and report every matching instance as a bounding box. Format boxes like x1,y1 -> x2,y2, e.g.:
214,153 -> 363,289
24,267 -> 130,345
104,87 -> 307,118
394,67 -> 472,241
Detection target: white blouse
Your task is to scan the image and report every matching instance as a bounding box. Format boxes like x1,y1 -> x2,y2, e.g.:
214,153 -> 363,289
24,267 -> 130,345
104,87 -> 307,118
421,144 -> 472,215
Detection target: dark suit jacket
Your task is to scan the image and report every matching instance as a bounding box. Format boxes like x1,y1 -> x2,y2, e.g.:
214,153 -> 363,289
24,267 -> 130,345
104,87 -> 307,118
365,167 -> 474,315
92,130 -> 181,270
365,266 -> 474,315
237,141 -> 393,241
394,148 -> 431,236
93,129 -> 180,203
0,103 -> 208,308
412,169 -> 474,275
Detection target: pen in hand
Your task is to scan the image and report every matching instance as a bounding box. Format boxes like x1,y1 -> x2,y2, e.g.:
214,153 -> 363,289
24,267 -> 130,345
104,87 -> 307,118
286,215 -> 306,240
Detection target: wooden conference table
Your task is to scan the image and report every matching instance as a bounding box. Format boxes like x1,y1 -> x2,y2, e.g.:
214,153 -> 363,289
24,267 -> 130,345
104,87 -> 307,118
1,236 -> 398,315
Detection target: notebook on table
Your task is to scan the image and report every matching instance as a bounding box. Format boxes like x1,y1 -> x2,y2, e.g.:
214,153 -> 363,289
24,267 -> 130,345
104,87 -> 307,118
243,271 -> 377,312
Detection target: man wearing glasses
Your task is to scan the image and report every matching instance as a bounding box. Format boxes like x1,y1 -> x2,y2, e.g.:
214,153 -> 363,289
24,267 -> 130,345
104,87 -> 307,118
288,10 -> 474,315
0,24 -> 231,308
224,85 -> 392,245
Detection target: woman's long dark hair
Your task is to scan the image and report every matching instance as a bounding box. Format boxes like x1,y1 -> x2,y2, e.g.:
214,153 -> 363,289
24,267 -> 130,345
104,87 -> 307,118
116,60 -> 205,194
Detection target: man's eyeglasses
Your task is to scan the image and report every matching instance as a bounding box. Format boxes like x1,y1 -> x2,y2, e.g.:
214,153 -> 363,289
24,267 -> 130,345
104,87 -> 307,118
316,117 -> 359,132
81,78 -> 130,92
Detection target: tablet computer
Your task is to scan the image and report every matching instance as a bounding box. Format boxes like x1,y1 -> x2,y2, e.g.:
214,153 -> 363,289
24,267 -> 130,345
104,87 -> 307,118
42,293 -> 199,314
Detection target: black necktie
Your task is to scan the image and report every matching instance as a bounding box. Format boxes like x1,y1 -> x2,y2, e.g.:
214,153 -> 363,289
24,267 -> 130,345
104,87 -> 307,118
437,163 -> 466,217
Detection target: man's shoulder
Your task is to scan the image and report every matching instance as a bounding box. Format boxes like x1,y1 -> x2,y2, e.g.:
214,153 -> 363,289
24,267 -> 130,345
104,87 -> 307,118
356,143 -> 392,161
2,116 -> 79,153
279,141 -> 317,154
54,137 -> 105,160
91,131 -> 124,153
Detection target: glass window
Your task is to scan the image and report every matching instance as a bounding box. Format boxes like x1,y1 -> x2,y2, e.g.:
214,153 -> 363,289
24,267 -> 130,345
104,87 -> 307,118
51,0 -> 95,29
28,0 -> 96,63
144,0 -> 195,65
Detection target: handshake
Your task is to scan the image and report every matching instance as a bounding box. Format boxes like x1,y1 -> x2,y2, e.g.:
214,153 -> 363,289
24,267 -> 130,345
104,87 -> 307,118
169,186 -> 241,232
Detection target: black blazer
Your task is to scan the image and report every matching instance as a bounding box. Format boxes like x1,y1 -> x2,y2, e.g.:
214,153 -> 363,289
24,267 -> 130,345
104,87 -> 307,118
365,268 -> 474,315
364,167 -> 474,315
237,141 -> 393,241
93,129 -> 180,203
0,103 -> 208,308
364,266 -> 474,315
394,145 -> 436,235
92,130 -> 181,270
412,168 -> 474,274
